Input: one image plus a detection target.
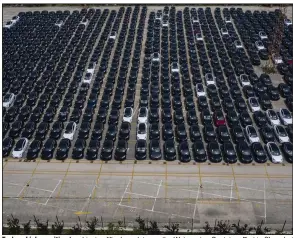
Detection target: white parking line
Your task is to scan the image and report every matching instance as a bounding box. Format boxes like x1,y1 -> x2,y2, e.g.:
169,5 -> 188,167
44,180 -> 62,205
192,184 -> 200,219
151,180 -> 162,211
118,179 -> 132,205
4,182 -> 54,193
125,191 -> 156,198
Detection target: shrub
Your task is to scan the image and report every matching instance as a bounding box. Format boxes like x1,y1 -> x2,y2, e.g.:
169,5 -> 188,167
7,214 -> 21,235
51,216 -> 64,234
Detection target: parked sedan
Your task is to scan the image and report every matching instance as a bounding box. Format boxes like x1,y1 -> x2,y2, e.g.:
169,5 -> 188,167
207,142 -> 222,163
251,142 -> 267,163
149,140 -> 162,160
265,142 -> 283,163
279,108 -> 292,125
237,141 -> 253,163
204,124 -> 217,142
273,125 -> 290,143
12,138 -> 29,158
192,141 -> 207,162
100,140 -> 114,161
114,140 -> 128,161
259,126 -> 275,143
135,139 -> 147,160
248,97 -> 260,112
281,142 -> 293,163
163,140 -> 177,161
245,125 -> 260,144
178,142 -> 191,163
41,139 -> 57,160
266,109 -> 280,126
56,139 -> 71,160
222,142 -> 237,164
85,140 -> 100,161
3,137 -> 14,157
26,140 -> 43,160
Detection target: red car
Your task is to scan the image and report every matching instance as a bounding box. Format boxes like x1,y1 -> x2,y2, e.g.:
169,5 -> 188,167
213,110 -> 226,127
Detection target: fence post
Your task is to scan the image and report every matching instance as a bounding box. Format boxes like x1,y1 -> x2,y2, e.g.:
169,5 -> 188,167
101,216 -> 103,228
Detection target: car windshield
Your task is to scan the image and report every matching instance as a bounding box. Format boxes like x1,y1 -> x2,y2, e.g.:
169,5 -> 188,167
125,108 -> 132,117
138,124 -> 146,134
15,140 -> 24,151
282,110 -> 291,119
85,73 -> 91,79
139,108 -> 146,116
65,124 -> 73,133
7,21 -> 12,25
269,111 -> 278,120
270,144 -> 280,156
4,94 -> 11,102
278,127 -> 287,137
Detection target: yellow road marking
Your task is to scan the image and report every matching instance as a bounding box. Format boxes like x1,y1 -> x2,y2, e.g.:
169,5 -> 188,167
74,211 -> 92,215
198,163 -> 202,186
55,159 -> 72,199
231,165 -> 240,203
91,162 -> 103,199
128,162 -> 135,202
18,159 -> 41,200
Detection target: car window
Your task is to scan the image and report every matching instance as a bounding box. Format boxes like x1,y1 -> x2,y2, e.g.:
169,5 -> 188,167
15,140 -> 24,151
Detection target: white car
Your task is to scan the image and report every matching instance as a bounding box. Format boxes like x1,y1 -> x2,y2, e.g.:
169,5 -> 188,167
234,40 -> 243,49
273,125 -> 290,143
259,31 -> 268,40
80,18 -> 88,26
3,93 -> 16,108
109,31 -> 117,40
266,142 -> 283,163
196,33 -> 203,41
137,122 -> 147,140
138,107 -> 148,124
63,121 -> 77,140
123,107 -> 134,123
12,138 -> 29,158
245,125 -> 260,144
284,18 -> 292,26
239,74 -> 251,86
151,52 -> 160,62
4,20 -> 15,29
255,41 -> 265,51
82,72 -> 93,84
162,19 -> 168,27
205,73 -> 215,85
248,97 -> 260,112
224,17 -> 232,23
86,62 -> 96,74
266,109 -> 281,126
221,28 -> 229,36
195,83 -> 206,97
55,19 -> 64,27
171,62 -> 179,73
11,16 -> 20,24
279,108 -> 293,125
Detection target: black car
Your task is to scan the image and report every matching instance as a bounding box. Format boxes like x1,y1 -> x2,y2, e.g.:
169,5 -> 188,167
231,125 -> 246,143
58,107 -> 70,122
251,142 -> 267,163
217,126 -> 231,143
187,110 -> 198,125
100,140 -> 114,161
162,123 -> 174,141
72,139 -> 86,160
163,140 -> 176,161
198,96 -> 208,111
253,111 -> 267,127
114,140 -> 128,161
21,121 -> 36,139
91,122 -> 104,140
222,142 -> 237,164
235,98 -> 247,113
162,108 -> 172,123
41,138 -> 57,160
279,83 -> 291,98
49,121 -> 63,140
43,107 -> 56,123
26,140 -> 42,160
226,110 -> 239,127
3,137 -> 14,157
135,139 -> 147,160
119,122 -> 131,140
78,122 -> 91,139
259,126 -> 275,143
174,109 -> 184,125
192,141 -> 207,162
176,124 -> 187,142
9,120 -> 24,138
259,94 -> 273,110
204,124 -> 217,142
149,140 -> 162,160
149,123 -> 160,140
35,122 -> 50,140
3,121 -> 9,137
85,139 -> 100,160
109,109 -> 120,125
149,108 -> 159,123
240,110 -> 253,127
56,139 -> 71,160
281,142 -> 293,163
207,142 -> 222,163
201,109 -> 212,125
267,86 -> 280,101
237,141 -> 253,163
178,142 -> 191,163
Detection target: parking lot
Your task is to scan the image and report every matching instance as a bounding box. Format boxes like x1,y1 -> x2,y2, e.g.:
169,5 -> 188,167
2,4 -> 293,230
